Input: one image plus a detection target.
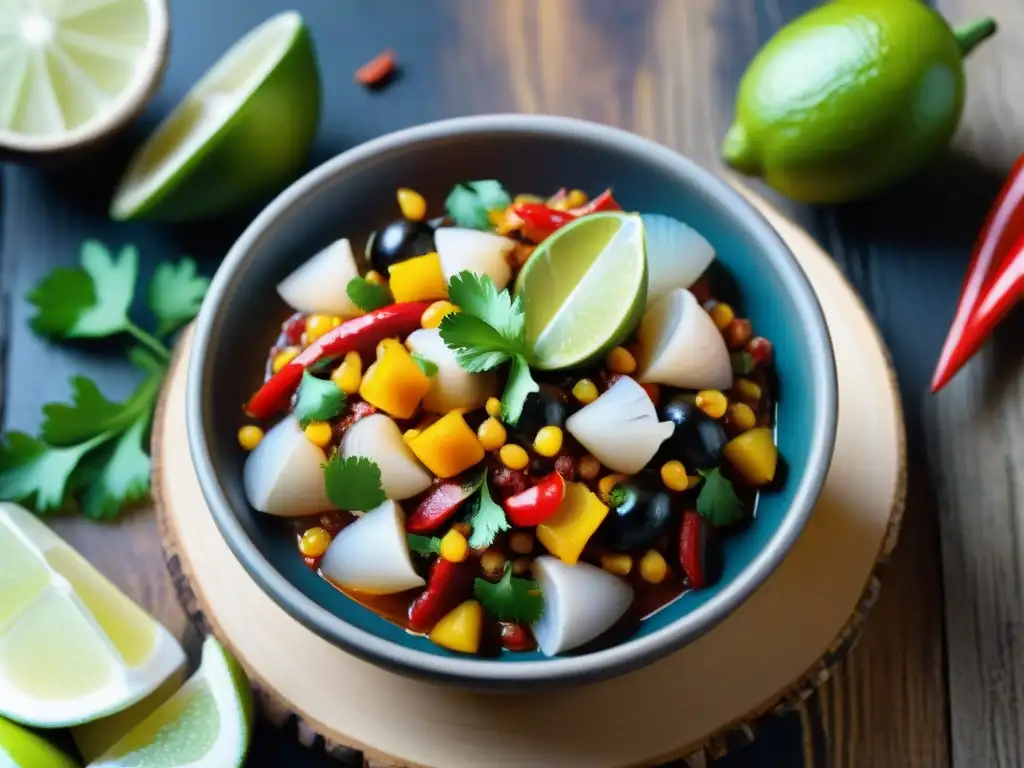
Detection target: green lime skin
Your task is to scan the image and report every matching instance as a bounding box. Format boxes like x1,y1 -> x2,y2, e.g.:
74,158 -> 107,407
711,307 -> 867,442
0,717 -> 79,768
722,0 -> 996,203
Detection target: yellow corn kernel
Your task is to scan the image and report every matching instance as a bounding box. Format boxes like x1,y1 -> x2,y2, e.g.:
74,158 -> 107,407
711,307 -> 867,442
727,402 -> 757,432
480,550 -> 506,577
237,425 -> 264,451
533,426 -> 563,458
330,351 -> 363,395
499,444 -> 529,471
365,270 -> 388,287
299,527 -> 333,558
440,529 -> 469,563
660,460 -> 689,492
271,346 -> 300,374
403,428 -> 421,445
485,397 -> 503,418
710,302 -> 735,330
397,187 -> 427,221
477,417 -> 507,452
564,189 -> 588,209
605,346 -> 637,375
734,378 -> 762,403
600,553 -> 633,576
421,300 -> 460,329
409,412 -> 486,478
536,482 -> 609,565
513,193 -> 544,205
639,550 -> 668,584
577,454 -> 601,481
571,378 -> 599,405
305,314 -> 339,343
509,531 -> 534,555
388,252 -> 448,303
304,421 -> 333,448
512,556 -> 533,576
598,473 -> 627,503
696,389 -> 728,420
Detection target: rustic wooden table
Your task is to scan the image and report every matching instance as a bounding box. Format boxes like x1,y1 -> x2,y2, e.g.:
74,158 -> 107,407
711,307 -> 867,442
2,1 -> 1021,765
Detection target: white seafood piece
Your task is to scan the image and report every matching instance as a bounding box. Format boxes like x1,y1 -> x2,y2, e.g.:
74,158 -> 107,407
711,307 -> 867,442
435,227 -> 515,291
243,418 -> 334,516
341,413 -> 433,501
276,238 -> 361,317
641,213 -> 716,308
405,328 -> 498,413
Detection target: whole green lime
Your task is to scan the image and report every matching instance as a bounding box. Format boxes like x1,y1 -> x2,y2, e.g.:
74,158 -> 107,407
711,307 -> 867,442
722,0 -> 996,203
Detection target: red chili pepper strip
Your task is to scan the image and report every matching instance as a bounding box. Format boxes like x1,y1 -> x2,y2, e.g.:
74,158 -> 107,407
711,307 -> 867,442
680,510 -> 713,589
408,558 -> 477,633
967,232 -> 1024,350
932,153 -> 1024,392
567,188 -> 621,216
245,302 -> 430,419
512,203 -> 577,243
406,473 -> 485,534
503,471 -> 565,527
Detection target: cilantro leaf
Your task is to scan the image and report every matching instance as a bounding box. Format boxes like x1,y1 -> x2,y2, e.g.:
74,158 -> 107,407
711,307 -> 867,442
696,467 -> 746,527
411,353 -> 438,377
501,354 -> 539,426
40,378 -> 123,447
445,180 -> 511,230
467,476 -> 509,549
294,371 -> 346,428
323,455 -> 386,512
474,563 -> 544,623
407,534 -> 442,556
0,432 -> 106,513
438,314 -> 518,372
347,277 -> 391,313
80,413 -> 152,520
446,271 -> 525,343
148,258 -> 210,337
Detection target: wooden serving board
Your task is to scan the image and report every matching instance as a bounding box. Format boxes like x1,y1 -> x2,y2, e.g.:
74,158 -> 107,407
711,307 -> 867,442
154,191 -> 906,767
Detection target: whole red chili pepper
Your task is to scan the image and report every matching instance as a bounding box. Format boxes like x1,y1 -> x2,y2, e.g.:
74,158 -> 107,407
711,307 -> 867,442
932,153 -> 1024,392
503,471 -> 565,527
244,302 -> 430,419
968,232 -> 1024,349
406,473 -> 485,534
408,557 -> 476,633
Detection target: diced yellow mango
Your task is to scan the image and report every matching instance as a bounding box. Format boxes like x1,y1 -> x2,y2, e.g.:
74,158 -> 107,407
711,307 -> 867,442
358,342 -> 431,419
429,600 -> 483,654
723,427 -> 778,486
409,411 -> 485,478
537,482 -> 609,565
388,252 -> 448,303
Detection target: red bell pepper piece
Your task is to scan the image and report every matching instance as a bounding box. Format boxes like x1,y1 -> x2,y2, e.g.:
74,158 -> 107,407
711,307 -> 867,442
968,232 -> 1024,349
405,473 -> 485,534
408,557 -> 476,633
512,203 -> 577,243
499,622 -> 537,652
567,188 -> 621,216
680,510 -> 717,589
932,153 -> 1024,392
503,471 -> 565,527
245,302 -> 430,419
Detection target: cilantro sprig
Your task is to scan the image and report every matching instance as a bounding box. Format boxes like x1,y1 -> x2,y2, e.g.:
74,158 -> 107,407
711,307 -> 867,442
445,180 -> 511,230
439,272 -> 539,424
696,467 -> 746,527
466,475 -> 509,549
407,534 -> 442,556
410,353 -> 438,377
294,371 -> 346,428
322,454 -> 387,512
346,276 -> 391,313
474,562 -> 544,624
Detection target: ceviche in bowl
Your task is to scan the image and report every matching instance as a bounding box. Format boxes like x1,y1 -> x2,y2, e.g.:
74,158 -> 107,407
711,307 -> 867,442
188,115 -> 836,688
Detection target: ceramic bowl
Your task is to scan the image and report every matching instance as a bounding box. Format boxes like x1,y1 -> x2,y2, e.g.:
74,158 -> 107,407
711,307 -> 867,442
187,114 -> 837,689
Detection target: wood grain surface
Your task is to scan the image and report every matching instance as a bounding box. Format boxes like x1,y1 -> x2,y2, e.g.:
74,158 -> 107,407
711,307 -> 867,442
2,0 -> 1022,766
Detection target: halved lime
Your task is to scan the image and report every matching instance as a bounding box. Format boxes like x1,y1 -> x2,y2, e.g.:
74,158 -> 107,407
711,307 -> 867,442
89,636 -> 254,768
515,212 -> 647,369
0,716 -> 79,768
0,502 -> 185,728
109,11 -> 321,221
0,0 -> 169,157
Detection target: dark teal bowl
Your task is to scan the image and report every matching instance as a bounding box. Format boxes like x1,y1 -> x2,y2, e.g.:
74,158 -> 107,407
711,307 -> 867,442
187,115 -> 837,689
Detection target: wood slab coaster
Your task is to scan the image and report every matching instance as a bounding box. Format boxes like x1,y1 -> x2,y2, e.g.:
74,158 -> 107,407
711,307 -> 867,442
154,190 -> 906,768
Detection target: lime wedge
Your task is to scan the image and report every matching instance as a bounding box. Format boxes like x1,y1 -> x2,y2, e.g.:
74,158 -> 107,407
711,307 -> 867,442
0,716 -> 79,768
0,0 -> 169,156
109,11 -> 320,221
89,636 -> 254,768
515,212 -> 647,369
0,503 -> 185,728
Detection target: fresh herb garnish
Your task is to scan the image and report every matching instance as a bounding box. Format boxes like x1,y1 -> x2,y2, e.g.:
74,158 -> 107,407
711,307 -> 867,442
322,454 -> 387,512
346,276 -> 391,312
407,534 -> 442,556
696,467 -> 746,527
445,180 -> 511,230
148,258 -> 211,337
411,353 -> 438,377
501,355 -> 540,425
467,475 -> 509,549
294,371 -> 346,427
474,562 -> 544,623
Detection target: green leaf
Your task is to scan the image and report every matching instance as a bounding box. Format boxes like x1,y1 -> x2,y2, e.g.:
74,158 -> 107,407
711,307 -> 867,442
444,180 -> 511,230
80,413 -> 152,520
148,258 -> 210,337
467,476 -> 509,549
346,277 -> 391,313
446,271 -> 525,343
407,534 -> 442,556
696,467 -> 746,527
474,563 -> 544,623
294,371 -> 346,428
438,314 -> 518,372
323,455 -> 386,512
501,354 -> 539,426
25,267 -> 95,338
411,353 -> 438,377
0,432 -> 108,513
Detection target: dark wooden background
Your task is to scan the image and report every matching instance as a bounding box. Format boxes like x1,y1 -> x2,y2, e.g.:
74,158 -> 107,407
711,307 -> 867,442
3,1 -> 1023,765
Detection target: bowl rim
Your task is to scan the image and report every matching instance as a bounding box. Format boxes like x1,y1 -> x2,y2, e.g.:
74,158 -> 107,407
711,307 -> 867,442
187,113 -> 838,688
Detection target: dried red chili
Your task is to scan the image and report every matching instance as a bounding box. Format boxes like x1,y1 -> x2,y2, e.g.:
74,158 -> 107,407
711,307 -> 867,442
355,49 -> 396,88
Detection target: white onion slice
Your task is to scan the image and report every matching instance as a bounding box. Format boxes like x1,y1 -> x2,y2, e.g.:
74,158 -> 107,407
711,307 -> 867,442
435,227 -> 515,291
565,377 -> 674,474
642,214 -> 716,308
531,556 -> 634,656
243,418 -> 334,516
405,328 -> 498,413
276,238 -> 361,317
636,288 -> 732,390
320,500 -> 425,595
341,413 -> 432,501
